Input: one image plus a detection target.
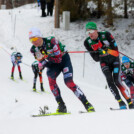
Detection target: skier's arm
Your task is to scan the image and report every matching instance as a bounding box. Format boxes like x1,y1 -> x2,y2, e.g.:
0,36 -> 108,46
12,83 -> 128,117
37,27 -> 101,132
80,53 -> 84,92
30,47 -> 37,59
47,38 -> 62,63
11,55 -> 16,63
84,40 -> 100,62
105,31 -> 119,57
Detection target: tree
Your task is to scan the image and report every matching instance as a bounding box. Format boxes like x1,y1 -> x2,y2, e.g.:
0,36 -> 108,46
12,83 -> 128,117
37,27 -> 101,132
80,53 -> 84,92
5,0 -> 36,9
60,0 -> 89,21
124,0 -> 128,18
97,0 -> 102,18
106,0 -> 113,26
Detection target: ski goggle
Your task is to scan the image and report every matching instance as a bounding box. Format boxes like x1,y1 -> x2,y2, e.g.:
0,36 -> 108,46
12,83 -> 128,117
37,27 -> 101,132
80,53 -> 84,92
124,62 -> 130,66
86,30 -> 95,35
16,57 -> 21,60
29,37 -> 39,42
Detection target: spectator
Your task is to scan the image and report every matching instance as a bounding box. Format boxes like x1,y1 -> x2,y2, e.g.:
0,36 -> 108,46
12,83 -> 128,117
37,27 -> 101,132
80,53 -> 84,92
40,0 -> 46,17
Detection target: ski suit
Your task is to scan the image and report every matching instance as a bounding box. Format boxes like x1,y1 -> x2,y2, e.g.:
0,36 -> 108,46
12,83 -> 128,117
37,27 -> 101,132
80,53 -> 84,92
30,36 -> 91,106
84,31 -> 131,103
32,61 -> 44,91
11,52 -> 23,79
121,61 -> 134,101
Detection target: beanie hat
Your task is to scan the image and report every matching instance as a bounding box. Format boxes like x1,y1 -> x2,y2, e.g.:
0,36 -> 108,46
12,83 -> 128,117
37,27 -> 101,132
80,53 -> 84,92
122,56 -> 130,64
85,22 -> 97,30
29,27 -> 42,38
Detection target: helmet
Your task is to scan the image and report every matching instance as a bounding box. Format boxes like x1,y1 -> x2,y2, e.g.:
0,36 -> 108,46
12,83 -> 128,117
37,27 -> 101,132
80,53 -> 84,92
16,52 -> 22,57
122,56 -> 130,64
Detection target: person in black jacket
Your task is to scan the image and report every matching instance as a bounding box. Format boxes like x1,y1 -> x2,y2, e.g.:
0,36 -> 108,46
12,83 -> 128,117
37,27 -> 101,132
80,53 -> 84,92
40,0 -> 46,17
46,0 -> 54,16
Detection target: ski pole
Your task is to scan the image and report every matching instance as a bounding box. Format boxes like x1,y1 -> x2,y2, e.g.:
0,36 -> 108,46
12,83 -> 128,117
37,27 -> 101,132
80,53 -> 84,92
0,46 -> 10,55
22,62 -> 31,67
119,51 -> 134,61
68,50 -> 134,60
68,51 -> 99,53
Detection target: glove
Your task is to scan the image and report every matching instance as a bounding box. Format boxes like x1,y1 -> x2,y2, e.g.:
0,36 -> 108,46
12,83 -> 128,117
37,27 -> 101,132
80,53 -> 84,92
38,60 -> 47,70
98,48 -> 106,54
38,63 -> 43,70
107,49 -> 119,57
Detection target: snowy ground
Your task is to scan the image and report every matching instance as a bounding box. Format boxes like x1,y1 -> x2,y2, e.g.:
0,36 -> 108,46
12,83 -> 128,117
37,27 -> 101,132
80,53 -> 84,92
0,3 -> 134,134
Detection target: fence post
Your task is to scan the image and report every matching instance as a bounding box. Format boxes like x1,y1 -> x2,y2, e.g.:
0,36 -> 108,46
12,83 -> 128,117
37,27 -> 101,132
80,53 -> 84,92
83,53 -> 86,78
63,11 -> 70,30
1,4 -> 6,9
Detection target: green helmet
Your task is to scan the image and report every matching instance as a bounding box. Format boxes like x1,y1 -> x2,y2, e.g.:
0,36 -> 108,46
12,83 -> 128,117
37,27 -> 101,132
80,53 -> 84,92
85,22 -> 97,30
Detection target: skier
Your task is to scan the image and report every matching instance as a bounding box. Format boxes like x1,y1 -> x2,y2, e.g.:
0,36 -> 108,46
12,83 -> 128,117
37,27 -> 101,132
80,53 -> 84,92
84,22 -> 134,109
29,27 -> 95,113
11,52 -> 23,80
32,60 -> 45,92
121,56 -> 134,102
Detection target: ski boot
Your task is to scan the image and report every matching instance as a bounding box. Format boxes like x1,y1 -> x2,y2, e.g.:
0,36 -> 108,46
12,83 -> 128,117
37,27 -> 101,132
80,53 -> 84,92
83,101 -> 95,112
128,102 -> 134,109
11,75 -> 14,80
11,73 -> 14,80
56,102 -> 67,113
33,88 -> 36,92
19,72 -> 23,80
40,83 -> 44,92
33,84 -> 36,92
127,98 -> 134,109
118,99 -> 127,109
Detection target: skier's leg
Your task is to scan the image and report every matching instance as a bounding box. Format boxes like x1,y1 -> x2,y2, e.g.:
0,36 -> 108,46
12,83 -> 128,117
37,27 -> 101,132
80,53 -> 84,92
33,72 -> 38,91
100,61 -> 127,109
39,72 -> 44,91
11,64 -> 15,79
47,65 -> 67,112
17,64 -> 22,79
63,53 -> 95,112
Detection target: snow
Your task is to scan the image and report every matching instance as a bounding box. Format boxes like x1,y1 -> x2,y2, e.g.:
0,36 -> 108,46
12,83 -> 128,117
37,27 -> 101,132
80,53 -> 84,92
0,3 -> 134,134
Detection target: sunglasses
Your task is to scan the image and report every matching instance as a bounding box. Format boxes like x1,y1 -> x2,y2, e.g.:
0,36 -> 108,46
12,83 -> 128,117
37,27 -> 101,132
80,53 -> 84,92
86,30 -> 95,35
29,37 -> 39,42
